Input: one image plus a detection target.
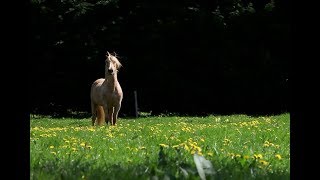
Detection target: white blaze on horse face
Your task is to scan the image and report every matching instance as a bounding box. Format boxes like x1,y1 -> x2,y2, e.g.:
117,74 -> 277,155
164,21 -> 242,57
106,60 -> 115,74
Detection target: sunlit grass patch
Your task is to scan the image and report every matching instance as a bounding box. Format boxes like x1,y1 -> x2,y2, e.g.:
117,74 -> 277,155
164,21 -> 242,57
30,113 -> 290,179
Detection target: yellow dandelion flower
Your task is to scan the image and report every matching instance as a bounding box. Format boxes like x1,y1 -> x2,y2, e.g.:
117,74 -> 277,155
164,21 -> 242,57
86,146 -> 92,149
184,144 -> 190,151
236,154 -> 241,158
88,128 -> 95,132
207,152 -> 213,156
49,146 -> 54,149
275,154 -> 282,160
259,160 -> 269,166
50,151 -> 56,155
229,153 -> 235,158
80,143 -> 86,147
159,144 -> 169,147
254,154 -> 263,159
72,147 -> 77,151
191,150 -> 196,154
109,148 -> 114,151
263,143 -> 269,147
223,138 -> 230,142
172,145 -> 179,148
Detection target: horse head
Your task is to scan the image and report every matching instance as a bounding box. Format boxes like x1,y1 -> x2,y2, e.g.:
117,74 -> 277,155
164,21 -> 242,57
105,51 -> 122,75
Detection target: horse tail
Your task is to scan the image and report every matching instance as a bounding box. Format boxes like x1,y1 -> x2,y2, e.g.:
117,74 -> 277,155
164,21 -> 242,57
96,106 -> 105,125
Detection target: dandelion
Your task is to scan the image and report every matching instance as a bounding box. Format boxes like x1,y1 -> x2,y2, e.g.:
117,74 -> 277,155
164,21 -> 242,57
109,148 -> 114,151
50,151 -> 56,155
172,145 -> 179,149
275,154 -> 282,160
207,152 -> 213,156
72,147 -> 77,151
80,143 -> 86,147
259,160 -> 269,166
200,138 -> 205,142
88,128 -> 95,132
86,146 -> 92,149
159,144 -> 169,148
254,154 -> 263,159
184,144 -> 190,151
236,154 -> 241,158
49,146 -> 54,149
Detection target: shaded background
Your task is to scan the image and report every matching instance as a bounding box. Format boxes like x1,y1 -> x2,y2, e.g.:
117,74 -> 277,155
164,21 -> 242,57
29,0 -> 291,117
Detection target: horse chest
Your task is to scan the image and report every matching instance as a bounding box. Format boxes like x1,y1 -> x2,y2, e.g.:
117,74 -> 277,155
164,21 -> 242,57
103,93 -> 118,101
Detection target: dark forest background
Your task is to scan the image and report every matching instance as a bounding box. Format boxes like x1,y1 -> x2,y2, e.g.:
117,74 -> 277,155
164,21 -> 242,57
29,0 -> 291,117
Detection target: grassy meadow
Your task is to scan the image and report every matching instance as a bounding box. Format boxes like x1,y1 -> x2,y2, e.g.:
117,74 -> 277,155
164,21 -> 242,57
30,113 -> 290,179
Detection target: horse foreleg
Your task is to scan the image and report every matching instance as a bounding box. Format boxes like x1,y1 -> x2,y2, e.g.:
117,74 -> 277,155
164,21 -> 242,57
96,106 -> 105,125
91,103 -> 97,126
113,104 -> 121,125
103,105 -> 110,125
108,107 -> 115,125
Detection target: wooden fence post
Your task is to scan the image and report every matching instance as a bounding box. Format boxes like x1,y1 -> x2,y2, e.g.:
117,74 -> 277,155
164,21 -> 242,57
134,90 -> 139,118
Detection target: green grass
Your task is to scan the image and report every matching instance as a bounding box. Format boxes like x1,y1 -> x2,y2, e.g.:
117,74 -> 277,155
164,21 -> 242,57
30,113 -> 290,180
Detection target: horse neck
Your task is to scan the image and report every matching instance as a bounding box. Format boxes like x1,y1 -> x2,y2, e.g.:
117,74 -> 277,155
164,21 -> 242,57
104,73 -> 118,91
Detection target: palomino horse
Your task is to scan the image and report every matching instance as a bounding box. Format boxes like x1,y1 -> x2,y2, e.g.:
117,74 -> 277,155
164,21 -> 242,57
90,52 -> 123,126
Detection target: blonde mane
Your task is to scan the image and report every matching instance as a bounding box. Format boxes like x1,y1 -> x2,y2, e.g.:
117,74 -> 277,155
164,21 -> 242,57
106,52 -> 122,70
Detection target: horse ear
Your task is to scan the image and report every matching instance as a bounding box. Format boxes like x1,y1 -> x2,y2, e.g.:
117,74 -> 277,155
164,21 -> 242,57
106,51 -> 111,57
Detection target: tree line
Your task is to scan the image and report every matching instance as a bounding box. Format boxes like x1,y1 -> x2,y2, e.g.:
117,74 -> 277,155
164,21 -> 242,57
29,0 -> 291,117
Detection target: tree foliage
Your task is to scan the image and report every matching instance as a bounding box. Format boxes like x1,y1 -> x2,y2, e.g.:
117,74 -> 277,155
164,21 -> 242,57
29,0 -> 291,116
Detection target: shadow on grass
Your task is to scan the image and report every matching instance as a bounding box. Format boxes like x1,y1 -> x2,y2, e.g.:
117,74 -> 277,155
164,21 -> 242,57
31,160 -> 289,180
